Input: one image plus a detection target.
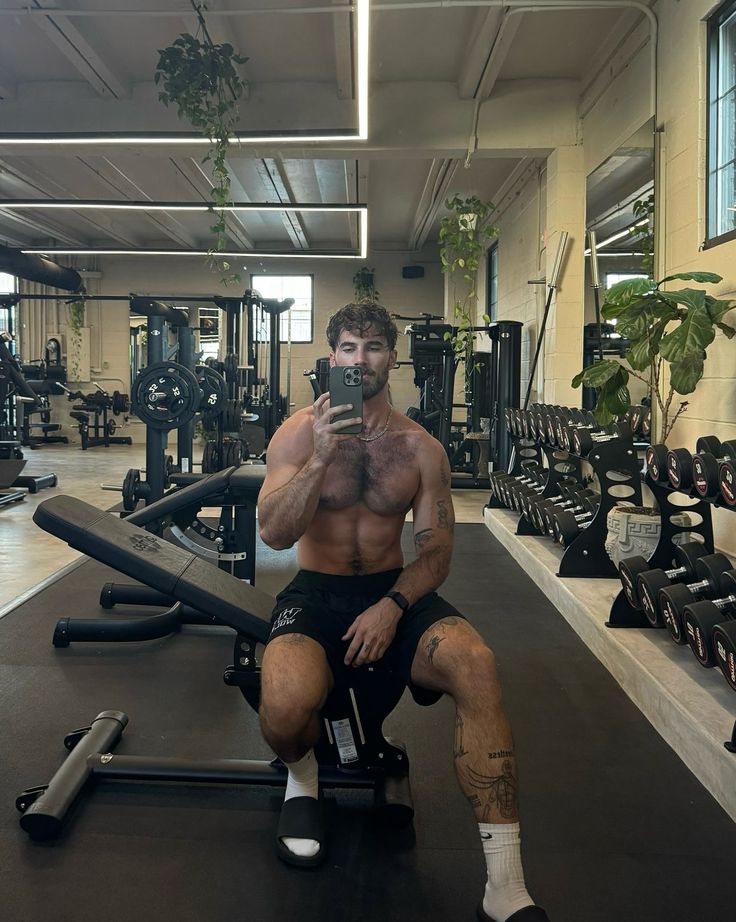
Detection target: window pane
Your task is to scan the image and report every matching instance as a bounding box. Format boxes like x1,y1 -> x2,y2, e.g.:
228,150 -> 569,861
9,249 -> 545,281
720,12 -> 736,96
717,160 -> 736,236
251,274 -> 313,343
0,272 -> 15,294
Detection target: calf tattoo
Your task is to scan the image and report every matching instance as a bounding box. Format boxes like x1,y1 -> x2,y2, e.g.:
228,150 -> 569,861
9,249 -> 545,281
463,760 -> 518,821
454,713 -> 468,759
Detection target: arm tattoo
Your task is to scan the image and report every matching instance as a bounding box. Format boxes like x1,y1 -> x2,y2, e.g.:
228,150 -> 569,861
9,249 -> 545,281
436,499 -> 452,530
414,528 -> 433,550
440,468 -> 450,486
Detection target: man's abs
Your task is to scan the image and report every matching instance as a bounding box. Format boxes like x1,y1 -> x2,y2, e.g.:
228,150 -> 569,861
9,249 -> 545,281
297,505 -> 406,575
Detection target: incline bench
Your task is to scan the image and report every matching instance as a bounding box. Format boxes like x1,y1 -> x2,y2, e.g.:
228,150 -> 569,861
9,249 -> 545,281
17,494 -> 416,840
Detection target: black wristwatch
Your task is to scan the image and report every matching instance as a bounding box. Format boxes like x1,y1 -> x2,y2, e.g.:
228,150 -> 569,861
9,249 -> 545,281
384,590 -> 410,614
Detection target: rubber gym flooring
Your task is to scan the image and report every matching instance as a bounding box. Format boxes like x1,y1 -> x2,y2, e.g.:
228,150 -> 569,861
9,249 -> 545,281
1,522 -> 735,922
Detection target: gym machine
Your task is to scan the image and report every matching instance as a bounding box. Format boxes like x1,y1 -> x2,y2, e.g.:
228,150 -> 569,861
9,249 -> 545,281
245,289 -> 295,444
59,382 -> 131,450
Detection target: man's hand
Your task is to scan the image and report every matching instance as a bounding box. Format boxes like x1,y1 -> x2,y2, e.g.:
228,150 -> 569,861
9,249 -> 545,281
312,392 -> 362,466
342,599 -> 402,667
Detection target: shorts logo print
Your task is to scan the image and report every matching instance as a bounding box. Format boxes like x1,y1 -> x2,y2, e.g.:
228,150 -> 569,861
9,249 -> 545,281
272,607 -> 302,632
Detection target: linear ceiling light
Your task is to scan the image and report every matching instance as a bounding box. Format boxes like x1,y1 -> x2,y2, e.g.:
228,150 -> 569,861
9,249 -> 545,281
0,201 -> 364,213
0,1 -> 369,146
21,208 -> 368,260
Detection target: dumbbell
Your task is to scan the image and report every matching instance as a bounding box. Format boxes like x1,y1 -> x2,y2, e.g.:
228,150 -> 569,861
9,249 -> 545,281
665,436 -> 720,491
618,541 -> 710,611
552,409 -> 588,447
682,569 -> 736,668
549,494 -> 602,546
504,470 -> 549,510
712,613 -> 736,691
491,464 -> 545,507
557,411 -> 597,451
645,444 -> 669,483
720,458 -> 736,507
637,552 -> 732,629
527,487 -> 595,534
570,420 -> 632,456
691,439 -> 736,499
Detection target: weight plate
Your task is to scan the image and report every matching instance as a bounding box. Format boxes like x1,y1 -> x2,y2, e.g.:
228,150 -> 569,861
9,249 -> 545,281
106,419 -> 117,436
132,362 -> 202,431
112,390 -> 130,416
122,468 -> 141,512
195,364 -> 228,415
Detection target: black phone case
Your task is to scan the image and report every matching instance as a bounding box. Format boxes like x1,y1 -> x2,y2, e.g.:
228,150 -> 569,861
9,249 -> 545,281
328,366 -> 363,434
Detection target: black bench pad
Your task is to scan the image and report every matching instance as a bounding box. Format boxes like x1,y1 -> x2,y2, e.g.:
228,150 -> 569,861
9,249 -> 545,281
34,495 -> 273,643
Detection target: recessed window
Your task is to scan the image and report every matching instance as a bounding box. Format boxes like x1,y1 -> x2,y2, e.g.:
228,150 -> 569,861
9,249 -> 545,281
707,1 -> 736,246
605,272 -> 648,288
250,274 -> 313,343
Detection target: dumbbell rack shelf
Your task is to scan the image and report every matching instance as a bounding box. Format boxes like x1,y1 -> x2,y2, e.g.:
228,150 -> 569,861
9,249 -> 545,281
556,438 -> 643,579
607,474 -> 715,629
515,443 -> 584,537
486,434 -> 544,510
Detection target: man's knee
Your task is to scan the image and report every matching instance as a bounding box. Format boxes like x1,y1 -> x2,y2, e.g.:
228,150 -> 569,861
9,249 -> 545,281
415,620 -> 502,700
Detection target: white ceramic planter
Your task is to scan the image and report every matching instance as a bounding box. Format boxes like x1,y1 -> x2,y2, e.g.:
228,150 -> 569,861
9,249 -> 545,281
605,505 -> 693,568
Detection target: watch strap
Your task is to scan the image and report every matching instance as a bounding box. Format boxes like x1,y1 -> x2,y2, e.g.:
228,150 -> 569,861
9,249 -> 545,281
384,590 -> 410,613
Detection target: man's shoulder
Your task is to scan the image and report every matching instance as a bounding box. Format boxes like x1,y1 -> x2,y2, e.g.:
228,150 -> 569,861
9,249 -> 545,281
269,407 -> 314,453
393,412 -> 444,452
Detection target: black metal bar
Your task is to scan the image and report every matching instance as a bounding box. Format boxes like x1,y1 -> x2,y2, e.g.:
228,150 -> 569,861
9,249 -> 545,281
53,604 -> 186,647
18,710 -> 128,841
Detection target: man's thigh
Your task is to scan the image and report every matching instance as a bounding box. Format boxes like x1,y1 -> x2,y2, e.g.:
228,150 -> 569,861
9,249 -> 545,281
261,633 -> 334,710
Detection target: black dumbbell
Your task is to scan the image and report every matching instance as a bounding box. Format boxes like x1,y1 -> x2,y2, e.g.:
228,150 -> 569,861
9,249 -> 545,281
691,439 -> 736,499
570,421 -> 632,456
665,436 -> 720,491
720,459 -> 736,507
552,410 -> 587,447
505,470 -> 550,510
624,404 -> 646,435
494,468 -> 545,508
645,444 -> 669,483
712,614 -> 736,691
682,569 -> 736,668
527,487 -> 594,534
550,495 -> 601,546
618,541 -> 710,611
638,552 -> 732,628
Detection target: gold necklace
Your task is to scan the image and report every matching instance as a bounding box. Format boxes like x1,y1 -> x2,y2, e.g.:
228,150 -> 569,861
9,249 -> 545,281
357,407 -> 392,442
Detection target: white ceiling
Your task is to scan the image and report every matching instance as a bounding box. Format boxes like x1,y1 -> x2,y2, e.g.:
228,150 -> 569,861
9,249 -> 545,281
0,0 -> 643,258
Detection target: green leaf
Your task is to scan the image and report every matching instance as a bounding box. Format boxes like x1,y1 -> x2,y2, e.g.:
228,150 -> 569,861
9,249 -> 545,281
659,303 -> 716,361
603,277 -> 653,307
705,296 -> 736,325
716,321 -> 736,338
572,359 -> 625,389
658,271 -> 722,286
668,352 -> 705,394
656,287 -> 707,312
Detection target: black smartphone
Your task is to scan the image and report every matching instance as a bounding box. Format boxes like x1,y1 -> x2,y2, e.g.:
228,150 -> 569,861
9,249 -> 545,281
328,365 -> 363,435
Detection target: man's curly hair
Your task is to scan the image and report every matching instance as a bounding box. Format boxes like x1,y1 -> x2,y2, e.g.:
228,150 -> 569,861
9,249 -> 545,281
326,301 -> 398,352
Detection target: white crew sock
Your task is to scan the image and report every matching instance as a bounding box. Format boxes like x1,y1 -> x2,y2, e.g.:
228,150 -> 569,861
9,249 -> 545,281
479,822 -> 534,921
282,749 -> 320,859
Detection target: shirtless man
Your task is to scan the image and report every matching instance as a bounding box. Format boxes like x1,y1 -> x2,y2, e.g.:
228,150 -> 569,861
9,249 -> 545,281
257,302 -> 549,922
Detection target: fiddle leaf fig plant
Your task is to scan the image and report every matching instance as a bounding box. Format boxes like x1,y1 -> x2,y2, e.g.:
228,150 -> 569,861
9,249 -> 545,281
155,3 -> 248,286
572,272 -> 736,441
438,194 -> 498,395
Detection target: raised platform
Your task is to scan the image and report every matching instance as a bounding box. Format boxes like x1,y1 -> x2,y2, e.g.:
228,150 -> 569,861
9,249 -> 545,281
483,505 -> 736,822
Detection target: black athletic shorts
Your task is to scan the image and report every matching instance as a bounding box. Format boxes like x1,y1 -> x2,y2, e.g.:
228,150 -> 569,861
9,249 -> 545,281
268,568 -> 466,706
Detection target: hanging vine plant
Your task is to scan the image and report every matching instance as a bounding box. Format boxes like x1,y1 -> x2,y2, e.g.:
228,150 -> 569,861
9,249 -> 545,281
353,266 -> 380,302
439,194 -> 499,396
66,289 -> 87,381
155,1 -> 248,286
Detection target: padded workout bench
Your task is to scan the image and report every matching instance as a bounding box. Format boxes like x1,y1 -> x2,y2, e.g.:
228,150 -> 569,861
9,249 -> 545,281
18,493 -> 416,840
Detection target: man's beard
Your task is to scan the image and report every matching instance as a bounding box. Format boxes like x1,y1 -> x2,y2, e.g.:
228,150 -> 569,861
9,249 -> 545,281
361,365 -> 390,400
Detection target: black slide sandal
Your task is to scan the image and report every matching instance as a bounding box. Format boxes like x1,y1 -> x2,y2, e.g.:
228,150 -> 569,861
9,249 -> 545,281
476,904 -> 550,922
276,796 -> 326,869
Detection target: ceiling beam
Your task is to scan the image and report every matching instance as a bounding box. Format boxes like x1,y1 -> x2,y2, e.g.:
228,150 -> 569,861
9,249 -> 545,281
408,158 -> 459,251
30,0 -> 128,99
74,155 -> 200,249
256,159 -> 310,250
332,0 -> 354,100
0,157 -> 140,247
182,0 -> 251,100
457,8 -> 504,100
172,157 -> 257,250
471,10 -> 524,103
0,64 -> 16,101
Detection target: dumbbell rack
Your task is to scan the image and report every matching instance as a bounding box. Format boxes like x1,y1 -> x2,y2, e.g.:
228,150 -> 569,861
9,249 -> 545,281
486,433 -> 543,510
607,474 -> 715,628
515,443 -> 584,537
558,438 -> 643,579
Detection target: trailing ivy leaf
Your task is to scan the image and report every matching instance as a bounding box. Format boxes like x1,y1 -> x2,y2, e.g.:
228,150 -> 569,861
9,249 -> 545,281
659,303 -> 716,361
668,352 -> 705,394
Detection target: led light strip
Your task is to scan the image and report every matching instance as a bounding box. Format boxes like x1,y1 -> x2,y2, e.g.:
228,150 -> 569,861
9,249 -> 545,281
21,208 -> 369,260
0,0 -> 369,145
0,201 -> 363,213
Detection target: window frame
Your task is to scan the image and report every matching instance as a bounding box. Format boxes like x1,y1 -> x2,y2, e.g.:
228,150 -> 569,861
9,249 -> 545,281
705,0 -> 736,248
249,273 -> 314,344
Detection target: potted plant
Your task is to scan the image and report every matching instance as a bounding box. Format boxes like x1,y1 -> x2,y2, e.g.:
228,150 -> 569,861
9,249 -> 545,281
155,5 -> 247,286
572,271 -> 736,442
352,266 -> 379,302
438,194 -> 498,397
